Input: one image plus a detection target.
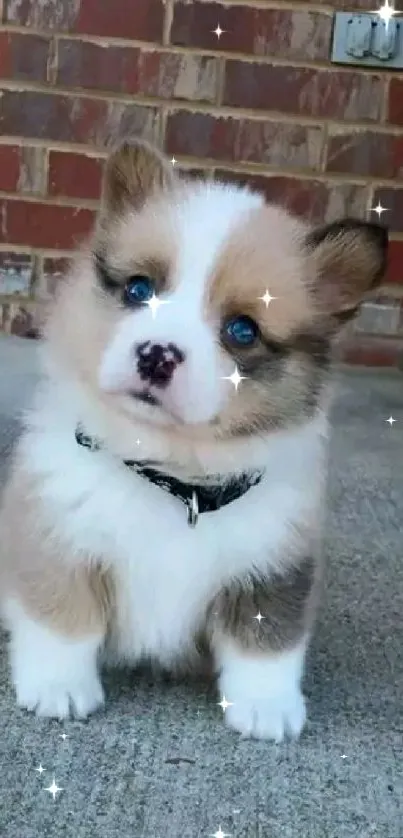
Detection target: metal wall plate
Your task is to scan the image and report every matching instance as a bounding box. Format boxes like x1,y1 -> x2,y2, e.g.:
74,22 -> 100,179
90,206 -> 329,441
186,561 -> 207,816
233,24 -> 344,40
331,11 -> 403,68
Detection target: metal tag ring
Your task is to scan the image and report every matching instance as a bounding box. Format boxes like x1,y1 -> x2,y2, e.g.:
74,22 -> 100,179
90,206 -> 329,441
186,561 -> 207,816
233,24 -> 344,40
187,491 -> 199,528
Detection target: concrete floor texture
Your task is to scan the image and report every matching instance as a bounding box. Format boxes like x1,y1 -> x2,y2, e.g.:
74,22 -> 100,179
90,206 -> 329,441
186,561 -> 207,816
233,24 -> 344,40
0,335 -> 402,838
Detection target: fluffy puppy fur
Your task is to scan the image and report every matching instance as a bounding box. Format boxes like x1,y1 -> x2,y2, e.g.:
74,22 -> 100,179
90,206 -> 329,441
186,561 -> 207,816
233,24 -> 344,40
0,140 -> 387,740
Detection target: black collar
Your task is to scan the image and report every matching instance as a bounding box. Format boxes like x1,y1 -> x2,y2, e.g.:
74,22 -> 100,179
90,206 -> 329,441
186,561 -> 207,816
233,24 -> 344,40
75,425 -> 263,528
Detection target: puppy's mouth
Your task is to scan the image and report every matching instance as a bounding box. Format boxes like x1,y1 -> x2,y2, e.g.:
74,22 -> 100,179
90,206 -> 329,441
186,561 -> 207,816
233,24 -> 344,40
129,389 -> 162,408
124,388 -> 219,429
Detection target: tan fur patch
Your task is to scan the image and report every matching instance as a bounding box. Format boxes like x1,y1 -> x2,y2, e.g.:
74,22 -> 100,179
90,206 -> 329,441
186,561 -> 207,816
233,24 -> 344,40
207,205 -> 313,343
205,554 -> 323,656
0,461 -> 113,639
306,220 -> 388,319
100,138 -> 176,218
202,519 -> 323,655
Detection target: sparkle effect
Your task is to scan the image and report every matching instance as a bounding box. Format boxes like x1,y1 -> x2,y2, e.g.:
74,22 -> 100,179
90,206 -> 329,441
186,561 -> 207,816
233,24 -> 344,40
59,733 -> 68,741
170,156 -> 177,166
35,764 -> 46,775
222,365 -> 247,391
386,416 -> 397,426
45,777 -> 63,800
213,24 -> 225,39
254,611 -> 265,624
217,695 -> 234,712
371,201 -> 389,218
211,827 -> 231,838
375,0 -> 397,28
145,293 -> 170,320
258,289 -> 277,308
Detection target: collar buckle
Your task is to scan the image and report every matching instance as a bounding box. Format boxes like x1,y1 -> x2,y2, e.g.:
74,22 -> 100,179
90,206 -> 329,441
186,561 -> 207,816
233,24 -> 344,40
187,490 -> 199,528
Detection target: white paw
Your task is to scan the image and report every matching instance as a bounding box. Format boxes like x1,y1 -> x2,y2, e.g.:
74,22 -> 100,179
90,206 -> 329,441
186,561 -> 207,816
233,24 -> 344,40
216,640 -> 309,742
7,601 -> 105,720
223,687 -> 307,741
15,672 -> 105,720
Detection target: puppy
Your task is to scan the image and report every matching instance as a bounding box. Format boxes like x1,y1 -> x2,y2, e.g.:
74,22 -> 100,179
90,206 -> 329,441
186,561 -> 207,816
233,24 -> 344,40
0,139 -> 387,740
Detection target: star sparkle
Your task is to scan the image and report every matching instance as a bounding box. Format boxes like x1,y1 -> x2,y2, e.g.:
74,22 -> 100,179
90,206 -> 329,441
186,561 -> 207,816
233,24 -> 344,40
44,777 -> 63,800
222,365 -> 247,391
213,24 -> 225,39
170,156 -> 177,166
371,201 -> 389,218
375,0 -> 397,28
211,826 -> 231,838
386,416 -> 397,426
145,293 -> 170,320
59,733 -> 68,741
258,289 -> 277,308
253,611 -> 265,624
35,764 -> 46,775
217,695 -> 234,712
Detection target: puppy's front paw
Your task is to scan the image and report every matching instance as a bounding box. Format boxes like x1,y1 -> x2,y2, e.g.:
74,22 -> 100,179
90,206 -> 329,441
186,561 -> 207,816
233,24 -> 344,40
8,606 -> 105,719
223,687 -> 306,741
217,641 -> 308,742
15,672 -> 105,720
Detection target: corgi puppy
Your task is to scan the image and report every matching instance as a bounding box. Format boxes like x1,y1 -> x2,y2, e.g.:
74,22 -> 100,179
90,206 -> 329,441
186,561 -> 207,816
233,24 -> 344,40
0,139 -> 387,740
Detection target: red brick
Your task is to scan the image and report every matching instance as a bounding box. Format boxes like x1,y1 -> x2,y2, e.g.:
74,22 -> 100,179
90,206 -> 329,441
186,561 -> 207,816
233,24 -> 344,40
48,151 -> 104,200
0,31 -> 50,82
43,256 -> 69,277
329,0 -> 390,7
385,240 -> 403,285
166,111 -> 323,171
388,78 -> 403,126
214,170 -> 368,224
57,41 -> 219,103
326,131 -> 403,179
15,147 -> 46,194
274,0 -> 399,7
41,256 -> 70,296
3,0 -> 81,29
214,170 -> 325,218
223,63 -> 385,122
0,145 -> 45,194
0,200 -> 95,250
171,2 -> 332,61
0,301 -> 41,338
3,0 -> 164,41
372,188 -> 403,233
0,146 -> 21,192
341,337 -> 402,367
0,91 -> 158,148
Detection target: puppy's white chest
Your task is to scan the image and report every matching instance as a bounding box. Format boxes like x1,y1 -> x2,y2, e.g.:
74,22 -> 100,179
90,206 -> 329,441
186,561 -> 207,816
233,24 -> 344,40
23,411 -> 326,666
111,515 -> 213,664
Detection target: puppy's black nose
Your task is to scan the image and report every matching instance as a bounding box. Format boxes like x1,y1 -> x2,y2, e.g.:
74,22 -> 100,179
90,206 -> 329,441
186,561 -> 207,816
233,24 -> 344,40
136,341 -> 185,388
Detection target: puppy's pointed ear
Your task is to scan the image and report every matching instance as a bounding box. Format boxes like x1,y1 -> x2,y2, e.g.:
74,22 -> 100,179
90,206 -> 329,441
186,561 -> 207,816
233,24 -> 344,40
305,219 -> 388,324
101,139 -> 176,217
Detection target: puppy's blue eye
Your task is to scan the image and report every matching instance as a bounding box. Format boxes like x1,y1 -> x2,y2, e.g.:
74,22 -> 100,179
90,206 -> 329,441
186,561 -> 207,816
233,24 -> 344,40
224,316 -> 259,347
124,275 -> 155,306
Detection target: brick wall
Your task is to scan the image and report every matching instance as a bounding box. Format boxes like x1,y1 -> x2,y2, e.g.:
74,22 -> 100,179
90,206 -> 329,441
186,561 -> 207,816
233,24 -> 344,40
0,0 -> 402,366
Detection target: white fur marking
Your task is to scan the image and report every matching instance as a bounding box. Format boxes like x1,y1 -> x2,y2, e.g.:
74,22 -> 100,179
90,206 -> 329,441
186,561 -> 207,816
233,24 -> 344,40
216,640 -> 308,741
98,185 -> 264,424
6,600 -> 104,719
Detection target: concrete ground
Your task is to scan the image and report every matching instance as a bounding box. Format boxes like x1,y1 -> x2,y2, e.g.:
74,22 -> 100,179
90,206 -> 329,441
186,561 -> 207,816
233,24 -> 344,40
0,334 -> 402,838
